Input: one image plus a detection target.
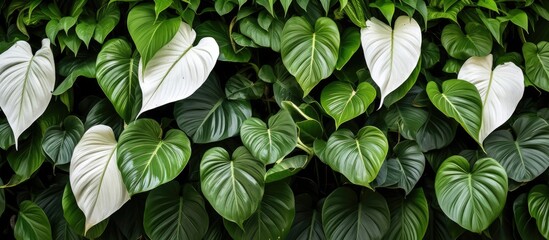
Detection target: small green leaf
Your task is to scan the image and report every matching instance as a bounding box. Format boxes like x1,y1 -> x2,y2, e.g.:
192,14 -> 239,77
53,56 -> 96,95
528,184 -> 549,239
42,115 -> 84,167
94,4 -> 120,44
154,0 -> 173,18
196,21 -> 251,62
369,0 -> 395,23
523,41 -> 549,92
321,81 -> 375,128
0,117 -> 15,150
265,155 -> 309,183
514,193 -> 545,240
75,18 -> 96,47
441,22 -> 493,60
15,201 -> 52,240
336,27 -> 361,70
225,73 -> 265,100
379,140 -> 425,194
502,9 -> 528,32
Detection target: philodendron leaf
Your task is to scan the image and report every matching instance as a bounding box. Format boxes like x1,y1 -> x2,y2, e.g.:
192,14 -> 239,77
62,184 -> 109,238
322,126 -> 388,187
6,127 -> 44,188
69,125 -> 129,233
320,81 -> 376,128
0,39 -> 55,148
381,140 -> 425,194
281,17 -> 339,96
485,115 -> 549,182
426,80 -> 482,145
265,155 -> 309,183
441,22 -> 492,60
458,54 -> 524,143
514,193 -> 545,240
287,194 -> 325,240
42,115 -> 84,167
435,156 -> 508,233
241,110 -> 298,165
523,41 -> 549,91
15,201 -> 52,240
322,187 -> 390,240
117,119 -> 191,194
144,182 -> 209,240
96,38 -> 142,123
385,188 -> 429,240
138,21 -> 219,116
528,184 -> 549,239
200,146 -> 265,227
361,16 -> 422,107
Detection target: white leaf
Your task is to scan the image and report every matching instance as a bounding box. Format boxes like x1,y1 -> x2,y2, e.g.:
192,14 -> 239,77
361,16 -> 422,107
458,54 -> 524,143
138,22 -> 219,116
69,125 -> 129,233
0,39 -> 55,149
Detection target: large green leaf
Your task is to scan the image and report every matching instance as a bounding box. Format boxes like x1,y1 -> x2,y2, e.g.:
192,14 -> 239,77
377,140 -> 425,194
127,4 -> 179,70
144,182 -> 208,240
174,74 -> 252,143
241,110 -> 298,165
281,17 -> 339,96
528,184 -> 549,239
42,115 -> 84,167
117,118 -> 191,194
224,182 -> 295,240
435,156 -> 508,233
287,194 -> 325,240
96,38 -> 142,123
196,21 -> 251,62
322,187 -> 390,240
385,188 -> 429,240
441,22 -> 492,60
200,146 -> 265,227
322,126 -> 388,187
62,184 -> 108,238
485,115 -> 549,182
5,127 -> 44,187
523,41 -> 549,91
426,80 -> 482,145
320,81 -> 376,128
514,193 -> 545,240
15,200 -> 52,240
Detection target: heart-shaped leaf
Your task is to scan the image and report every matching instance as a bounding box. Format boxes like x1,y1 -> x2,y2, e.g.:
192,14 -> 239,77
384,93 -> 428,140
528,184 -> 549,239
117,118 -> 191,194
265,155 -> 309,183
287,194 -> 325,240
435,156 -> 508,233
69,125 -> 130,233
485,115 -> 549,182
144,182 -> 208,240
458,54 -> 524,143
62,184 -> 108,238
320,81 -> 376,128
42,115 -> 84,167
0,39 -> 55,148
523,41 -> 549,91
360,16 -> 421,106
174,74 -> 252,143
138,21 -> 219,115
200,146 -> 265,227
322,126 -> 388,187
241,109 -> 298,165
514,193 -> 545,240
224,181 -> 295,240
378,140 -> 425,194
15,201 -> 52,240
441,22 -> 492,60
385,188 -> 429,240
281,17 -> 339,96
96,38 -> 142,123
322,187 -> 390,240
426,80 -> 483,145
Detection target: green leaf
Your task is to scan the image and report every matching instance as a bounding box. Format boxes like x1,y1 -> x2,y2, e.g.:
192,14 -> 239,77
42,115 -> 84,167
15,201 -> 52,240
281,0 -> 292,15
422,41 -> 440,69
528,184 -> 549,239
58,31 -> 82,56
435,156 -> 508,233
265,155 -> 309,183
523,41 -> 549,92
321,81 -> 375,128
426,80 -> 482,145
384,95 -> 428,140
154,0 -> 173,18
369,0 -> 395,23
59,16 -> 77,33
322,126 -> 388,187
62,184 -> 108,238
476,9 -> 506,46
239,17 -> 270,48
264,63 -> 304,106
385,188 -> 429,240
287,194 -> 325,240
415,110 -> 457,152
7,128 -> 44,186
427,1 -> 466,23
215,0 -> 236,15
513,193 -> 545,240
53,55 -> 96,95
336,27 -> 361,70
343,0 -> 367,28
35,184 -> 81,240
502,9 -> 528,32
256,0 -> 276,16
322,187 -> 390,240
241,110 -> 298,165
0,117 -> 15,150
383,60 -> 421,108
117,118 -> 191,194
84,99 -> 124,137
144,182 -> 208,240
94,4 -> 120,44
281,17 -> 339,96
441,22 -> 493,60
196,21 -> 251,62
379,140 -> 425,194
224,182 -> 295,240
200,146 -> 265,227
225,73 -> 265,100
477,0 -> 498,12
127,3 -> 180,70
75,18 -> 95,47
174,74 -> 252,143
96,38 -> 142,123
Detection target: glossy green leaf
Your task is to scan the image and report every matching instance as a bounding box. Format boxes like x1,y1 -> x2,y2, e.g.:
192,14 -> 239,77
477,0 -> 498,12
15,201 -> 52,240
380,140 -> 425,194
264,63 -> 304,106
75,18 -> 95,47
528,184 -> 549,239
0,117 -> 15,150
321,81 -> 376,128
117,118 -> 191,194
384,94 -> 428,140
62,184 -> 108,238
383,60 -> 421,108
241,110 -> 298,165
265,155 -> 309,183
322,126 -> 388,187
35,184 -> 80,240
196,21 -> 251,62
239,17 -> 270,48
154,0 -> 172,18
6,128 -> 44,187
200,146 -> 265,227
144,182 -> 208,240
369,0 -> 395,23
476,9 -> 505,46
84,98 -> 124,137
287,194 -> 325,240
281,17 -> 339,96
523,41 -> 549,92
42,115 -> 84,167
435,156 -> 508,233
502,9 -> 528,32
385,188 -> 429,240
174,74 -> 252,143
94,4 -> 120,44
215,0 -> 236,15
415,110 -> 457,152
224,182 -> 295,240
225,73 -> 265,100
322,187 -> 390,240
336,27 -> 361,70
513,193 -> 545,240
441,22 -> 492,60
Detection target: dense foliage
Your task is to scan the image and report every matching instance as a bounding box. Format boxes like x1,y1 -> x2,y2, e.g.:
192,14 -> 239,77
1,0 -> 549,239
